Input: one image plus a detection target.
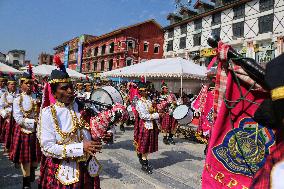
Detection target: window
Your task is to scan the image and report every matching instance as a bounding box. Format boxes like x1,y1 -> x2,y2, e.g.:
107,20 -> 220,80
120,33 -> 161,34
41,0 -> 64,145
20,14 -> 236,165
154,45 -> 160,54
109,42 -> 114,53
167,40 -> 173,52
193,33 -> 201,46
259,0 -> 274,12
94,61 -> 97,71
259,14 -> 274,34
100,60 -> 105,71
13,53 -> 19,58
194,19 -> 202,30
212,12 -> 221,26
94,47 -> 98,56
127,41 -> 134,50
233,22 -> 244,37
212,28 -> 221,37
86,62 -> 90,71
109,59 -> 113,71
126,58 -> 133,66
168,29 -> 174,38
101,45 -> 106,55
143,42 -> 149,52
179,37 -> 186,49
87,49 -> 91,57
180,24 -> 187,35
233,4 -> 245,19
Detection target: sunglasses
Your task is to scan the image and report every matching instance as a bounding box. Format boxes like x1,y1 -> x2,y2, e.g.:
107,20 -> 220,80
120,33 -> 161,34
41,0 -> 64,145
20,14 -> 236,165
59,83 -> 74,90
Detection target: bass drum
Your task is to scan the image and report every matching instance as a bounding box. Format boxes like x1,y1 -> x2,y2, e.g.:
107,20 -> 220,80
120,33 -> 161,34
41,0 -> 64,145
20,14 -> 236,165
173,105 -> 193,125
91,86 -> 124,105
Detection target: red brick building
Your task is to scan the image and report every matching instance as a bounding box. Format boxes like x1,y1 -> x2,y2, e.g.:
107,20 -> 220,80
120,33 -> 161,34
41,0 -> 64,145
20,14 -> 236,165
53,20 -> 164,76
81,19 -> 164,75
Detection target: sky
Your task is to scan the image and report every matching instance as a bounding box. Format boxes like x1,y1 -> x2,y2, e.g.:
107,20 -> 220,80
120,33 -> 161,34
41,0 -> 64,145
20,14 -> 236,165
0,0 -> 194,65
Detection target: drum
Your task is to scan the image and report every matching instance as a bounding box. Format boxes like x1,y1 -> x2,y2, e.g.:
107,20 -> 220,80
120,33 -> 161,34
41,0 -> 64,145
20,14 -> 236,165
173,105 -> 193,125
127,105 -> 134,119
91,86 -> 124,105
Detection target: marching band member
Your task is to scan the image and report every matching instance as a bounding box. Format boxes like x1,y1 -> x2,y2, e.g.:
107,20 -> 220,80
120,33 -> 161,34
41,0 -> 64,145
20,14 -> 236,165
158,81 -> 177,145
135,82 -> 161,174
0,73 -> 17,151
0,72 -> 7,137
84,76 -> 92,100
9,66 -> 41,189
75,77 -> 86,98
38,56 -> 102,189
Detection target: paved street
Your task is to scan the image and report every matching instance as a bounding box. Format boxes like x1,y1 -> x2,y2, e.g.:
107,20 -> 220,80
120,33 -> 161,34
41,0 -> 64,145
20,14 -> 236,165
0,126 -> 205,189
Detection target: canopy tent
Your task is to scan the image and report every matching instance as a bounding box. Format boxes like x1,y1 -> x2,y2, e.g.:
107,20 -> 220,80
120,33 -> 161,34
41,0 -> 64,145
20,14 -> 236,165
33,64 -> 87,79
0,62 -> 22,74
101,57 -> 207,80
101,58 -> 208,95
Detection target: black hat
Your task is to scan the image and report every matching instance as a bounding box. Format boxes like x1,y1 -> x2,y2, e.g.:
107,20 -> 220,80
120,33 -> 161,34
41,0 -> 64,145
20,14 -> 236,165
265,53 -> 284,101
138,82 -> 147,91
7,73 -> 16,83
49,56 -> 70,84
20,64 -> 33,82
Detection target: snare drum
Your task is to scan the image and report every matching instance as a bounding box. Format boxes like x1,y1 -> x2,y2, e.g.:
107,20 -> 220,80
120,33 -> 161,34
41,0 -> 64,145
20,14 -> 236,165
91,86 -> 124,105
173,105 -> 193,125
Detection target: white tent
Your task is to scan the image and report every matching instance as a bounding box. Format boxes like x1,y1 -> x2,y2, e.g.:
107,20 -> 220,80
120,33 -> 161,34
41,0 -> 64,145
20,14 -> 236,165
33,64 -> 87,79
101,57 -> 207,80
101,58 -> 208,95
0,62 -> 22,74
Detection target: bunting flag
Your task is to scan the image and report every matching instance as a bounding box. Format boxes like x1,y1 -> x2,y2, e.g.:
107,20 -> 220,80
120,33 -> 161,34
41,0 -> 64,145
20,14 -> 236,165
202,42 -> 276,189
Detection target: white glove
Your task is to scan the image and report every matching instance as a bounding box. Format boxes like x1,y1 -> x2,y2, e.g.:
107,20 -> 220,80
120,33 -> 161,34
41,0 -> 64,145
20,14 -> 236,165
0,109 -> 8,118
23,118 -> 35,130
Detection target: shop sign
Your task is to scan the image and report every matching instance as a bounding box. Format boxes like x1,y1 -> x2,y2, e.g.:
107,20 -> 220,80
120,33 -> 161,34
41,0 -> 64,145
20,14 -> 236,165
200,48 -> 217,57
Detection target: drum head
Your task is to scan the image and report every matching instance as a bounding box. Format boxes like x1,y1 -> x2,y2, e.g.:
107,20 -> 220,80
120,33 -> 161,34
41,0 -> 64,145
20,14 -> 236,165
91,86 -> 123,105
173,105 -> 189,120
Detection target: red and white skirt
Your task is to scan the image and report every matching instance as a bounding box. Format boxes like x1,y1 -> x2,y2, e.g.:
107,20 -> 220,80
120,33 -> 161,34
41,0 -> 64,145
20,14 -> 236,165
2,117 -> 15,151
39,156 -> 100,189
137,119 -> 159,154
9,123 -> 41,164
160,113 -> 177,133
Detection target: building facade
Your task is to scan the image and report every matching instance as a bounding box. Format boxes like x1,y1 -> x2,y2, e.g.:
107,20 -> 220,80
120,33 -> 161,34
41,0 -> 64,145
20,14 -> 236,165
164,0 -> 284,67
5,50 -> 26,69
54,34 -> 97,71
81,20 -> 164,75
53,20 -> 164,76
38,53 -> 54,65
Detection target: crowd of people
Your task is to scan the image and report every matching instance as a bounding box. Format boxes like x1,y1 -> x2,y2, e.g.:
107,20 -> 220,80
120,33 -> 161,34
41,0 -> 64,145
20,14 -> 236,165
0,40 -> 284,189
0,56 -> 200,189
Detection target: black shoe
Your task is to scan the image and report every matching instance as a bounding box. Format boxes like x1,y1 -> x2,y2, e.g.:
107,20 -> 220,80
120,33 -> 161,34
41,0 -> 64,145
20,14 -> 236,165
168,137 -> 175,145
22,176 -> 31,189
137,153 -> 143,165
141,160 -> 153,174
204,144 -> 208,155
163,137 -> 170,145
30,167 -> 36,182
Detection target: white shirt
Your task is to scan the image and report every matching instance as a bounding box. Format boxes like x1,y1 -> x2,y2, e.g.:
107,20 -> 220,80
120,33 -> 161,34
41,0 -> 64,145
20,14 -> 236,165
13,93 -> 37,133
0,91 -> 17,118
38,102 -> 91,159
84,91 -> 91,100
136,98 -> 159,130
0,87 -> 6,98
76,90 -> 86,98
38,102 -> 99,185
